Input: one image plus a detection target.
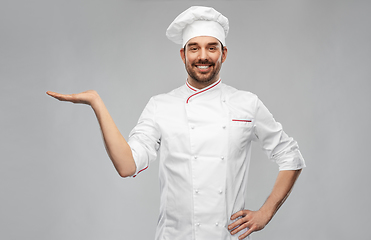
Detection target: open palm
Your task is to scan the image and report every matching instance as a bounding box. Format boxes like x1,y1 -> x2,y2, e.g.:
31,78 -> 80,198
46,90 -> 99,105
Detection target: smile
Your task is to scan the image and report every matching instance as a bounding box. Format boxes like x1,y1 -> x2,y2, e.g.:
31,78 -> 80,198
196,65 -> 211,69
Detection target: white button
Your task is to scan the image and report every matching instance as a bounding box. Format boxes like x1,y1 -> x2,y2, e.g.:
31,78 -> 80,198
191,125 -> 195,129
215,222 -> 219,226
196,223 -> 200,226
195,189 -> 199,193
222,125 -> 226,129
221,156 -> 225,160
219,190 -> 223,194
194,156 -> 198,159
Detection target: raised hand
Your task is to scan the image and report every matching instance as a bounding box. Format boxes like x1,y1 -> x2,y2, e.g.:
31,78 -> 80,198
46,90 -> 100,105
46,89 -> 136,177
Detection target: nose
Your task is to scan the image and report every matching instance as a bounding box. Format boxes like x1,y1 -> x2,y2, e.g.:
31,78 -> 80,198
198,48 -> 208,61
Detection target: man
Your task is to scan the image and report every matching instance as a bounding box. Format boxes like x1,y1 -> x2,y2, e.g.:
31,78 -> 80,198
47,6 -> 305,240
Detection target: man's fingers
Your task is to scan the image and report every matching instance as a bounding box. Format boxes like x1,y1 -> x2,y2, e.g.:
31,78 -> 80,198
47,91 -> 65,99
46,91 -> 57,97
230,221 -> 249,235
230,212 -> 241,220
230,210 -> 249,220
47,90 -> 97,105
229,217 -> 243,231
229,210 -> 251,231
238,227 -> 254,240
229,209 -> 268,238
47,91 -> 76,102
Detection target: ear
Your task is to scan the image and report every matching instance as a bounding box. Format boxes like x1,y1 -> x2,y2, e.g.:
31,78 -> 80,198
221,46 -> 228,63
180,48 -> 186,64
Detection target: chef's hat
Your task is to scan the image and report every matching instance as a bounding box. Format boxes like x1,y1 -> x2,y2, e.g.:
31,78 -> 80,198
166,6 -> 229,47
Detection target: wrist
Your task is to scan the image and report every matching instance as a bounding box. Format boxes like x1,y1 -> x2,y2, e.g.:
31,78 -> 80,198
89,92 -> 103,109
258,205 -> 275,222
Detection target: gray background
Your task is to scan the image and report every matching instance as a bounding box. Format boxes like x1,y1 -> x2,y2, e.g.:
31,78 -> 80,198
1,0 -> 370,239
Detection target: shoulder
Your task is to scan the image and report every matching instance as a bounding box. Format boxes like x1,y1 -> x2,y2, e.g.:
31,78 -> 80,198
152,85 -> 184,100
221,83 -> 259,105
146,85 -> 186,112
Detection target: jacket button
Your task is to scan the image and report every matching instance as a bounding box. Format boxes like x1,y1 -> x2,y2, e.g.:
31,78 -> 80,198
221,156 -> 225,160
222,125 -> 226,129
219,190 -> 223,194
215,222 -> 219,226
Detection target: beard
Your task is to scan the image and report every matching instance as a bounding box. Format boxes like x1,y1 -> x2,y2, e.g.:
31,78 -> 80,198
185,58 -> 222,84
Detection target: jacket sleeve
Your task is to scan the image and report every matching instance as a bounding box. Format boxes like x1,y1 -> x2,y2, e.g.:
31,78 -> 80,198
253,98 -> 306,171
128,97 -> 161,177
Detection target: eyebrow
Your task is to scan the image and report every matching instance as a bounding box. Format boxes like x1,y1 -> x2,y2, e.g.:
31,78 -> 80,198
186,42 -> 220,47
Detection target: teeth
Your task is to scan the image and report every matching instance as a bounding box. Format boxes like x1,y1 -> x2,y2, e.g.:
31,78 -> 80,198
197,66 -> 209,69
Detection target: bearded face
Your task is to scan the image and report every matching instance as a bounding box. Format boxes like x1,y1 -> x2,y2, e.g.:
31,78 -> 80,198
181,36 -> 227,88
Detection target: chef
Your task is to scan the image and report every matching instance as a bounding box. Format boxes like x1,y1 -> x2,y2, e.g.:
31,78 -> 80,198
47,6 -> 305,240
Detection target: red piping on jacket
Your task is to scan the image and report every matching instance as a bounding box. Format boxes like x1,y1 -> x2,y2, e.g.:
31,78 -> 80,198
132,166 -> 148,178
186,79 -> 221,103
186,81 -> 197,92
232,119 -> 252,122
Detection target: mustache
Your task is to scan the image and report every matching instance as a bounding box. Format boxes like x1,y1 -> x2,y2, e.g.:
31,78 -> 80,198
193,60 -> 215,65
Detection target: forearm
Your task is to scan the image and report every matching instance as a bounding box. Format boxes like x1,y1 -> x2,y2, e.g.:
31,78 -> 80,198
90,96 -> 136,177
259,169 -> 302,221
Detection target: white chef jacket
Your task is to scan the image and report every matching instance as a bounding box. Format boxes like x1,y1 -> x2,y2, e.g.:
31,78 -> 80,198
128,79 -> 305,240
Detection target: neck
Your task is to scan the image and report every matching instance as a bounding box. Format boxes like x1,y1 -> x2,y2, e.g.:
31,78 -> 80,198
187,76 -> 220,90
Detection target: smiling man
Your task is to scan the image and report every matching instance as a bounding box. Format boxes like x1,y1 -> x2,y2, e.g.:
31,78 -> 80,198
180,36 -> 227,88
47,6 -> 305,240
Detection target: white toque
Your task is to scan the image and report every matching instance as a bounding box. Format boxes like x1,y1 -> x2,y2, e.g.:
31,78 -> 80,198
166,6 -> 229,47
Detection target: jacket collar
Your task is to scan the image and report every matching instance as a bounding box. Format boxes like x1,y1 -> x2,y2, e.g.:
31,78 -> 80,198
185,79 -> 222,103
